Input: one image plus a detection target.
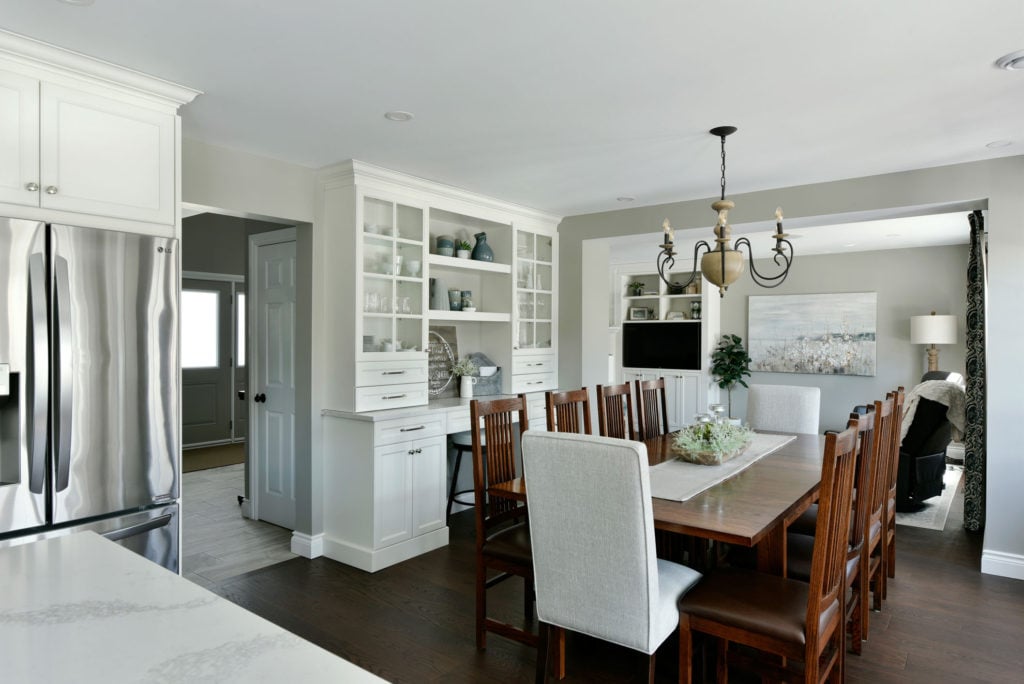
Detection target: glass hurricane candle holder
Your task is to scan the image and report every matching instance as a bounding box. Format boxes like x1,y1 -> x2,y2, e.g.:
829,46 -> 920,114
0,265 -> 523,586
709,403 -> 727,423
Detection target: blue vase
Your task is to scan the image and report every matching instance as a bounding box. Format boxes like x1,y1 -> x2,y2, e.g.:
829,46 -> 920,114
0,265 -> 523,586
471,232 -> 494,262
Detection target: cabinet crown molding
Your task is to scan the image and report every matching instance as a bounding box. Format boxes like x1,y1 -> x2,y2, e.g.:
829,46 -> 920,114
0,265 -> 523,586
0,28 -> 200,108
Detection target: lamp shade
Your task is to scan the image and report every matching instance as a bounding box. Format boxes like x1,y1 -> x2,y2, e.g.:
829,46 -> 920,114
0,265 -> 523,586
910,314 -> 957,345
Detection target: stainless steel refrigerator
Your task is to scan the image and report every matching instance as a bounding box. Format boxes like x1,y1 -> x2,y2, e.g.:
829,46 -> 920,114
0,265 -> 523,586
0,218 -> 180,571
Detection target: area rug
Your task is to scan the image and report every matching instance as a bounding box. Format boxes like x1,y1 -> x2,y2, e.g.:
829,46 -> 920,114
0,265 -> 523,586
183,443 -> 246,473
895,467 -> 962,531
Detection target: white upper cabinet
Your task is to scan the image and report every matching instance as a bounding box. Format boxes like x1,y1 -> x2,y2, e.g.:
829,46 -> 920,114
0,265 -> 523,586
39,83 -> 176,224
0,70 -> 39,207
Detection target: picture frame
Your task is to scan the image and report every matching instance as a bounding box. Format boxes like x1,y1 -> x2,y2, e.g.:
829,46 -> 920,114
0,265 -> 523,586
628,307 -> 649,321
665,311 -> 686,320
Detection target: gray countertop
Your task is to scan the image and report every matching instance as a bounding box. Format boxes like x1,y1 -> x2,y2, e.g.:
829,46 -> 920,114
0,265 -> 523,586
0,532 -> 385,683
322,395 -> 521,422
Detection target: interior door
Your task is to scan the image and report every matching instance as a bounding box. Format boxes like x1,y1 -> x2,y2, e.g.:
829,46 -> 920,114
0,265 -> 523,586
181,279 -> 232,446
252,235 -> 296,529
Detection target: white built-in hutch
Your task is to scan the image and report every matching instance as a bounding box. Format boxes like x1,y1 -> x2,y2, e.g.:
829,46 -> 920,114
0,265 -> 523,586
318,162 -> 560,571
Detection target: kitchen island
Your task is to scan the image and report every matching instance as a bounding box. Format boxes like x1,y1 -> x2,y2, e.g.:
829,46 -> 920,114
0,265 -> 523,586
0,532 -> 384,683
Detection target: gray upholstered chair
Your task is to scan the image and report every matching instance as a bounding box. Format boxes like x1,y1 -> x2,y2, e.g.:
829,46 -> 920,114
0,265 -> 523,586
746,384 -> 821,434
521,432 -> 702,681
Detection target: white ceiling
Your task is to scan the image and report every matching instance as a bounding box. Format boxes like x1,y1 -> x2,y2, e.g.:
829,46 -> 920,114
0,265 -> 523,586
2,1 -> 1023,216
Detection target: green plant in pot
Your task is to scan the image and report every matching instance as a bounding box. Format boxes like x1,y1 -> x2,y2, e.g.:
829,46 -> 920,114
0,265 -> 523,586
710,334 -> 752,418
628,280 -> 644,296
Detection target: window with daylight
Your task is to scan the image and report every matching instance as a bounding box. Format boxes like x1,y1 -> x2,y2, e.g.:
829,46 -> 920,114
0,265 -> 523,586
182,289 -> 219,368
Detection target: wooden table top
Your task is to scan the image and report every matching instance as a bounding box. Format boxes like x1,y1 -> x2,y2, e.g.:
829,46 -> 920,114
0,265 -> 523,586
489,431 -> 825,565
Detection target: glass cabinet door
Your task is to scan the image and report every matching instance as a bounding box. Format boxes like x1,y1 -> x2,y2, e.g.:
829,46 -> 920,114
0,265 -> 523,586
514,229 -> 554,350
361,195 -> 425,354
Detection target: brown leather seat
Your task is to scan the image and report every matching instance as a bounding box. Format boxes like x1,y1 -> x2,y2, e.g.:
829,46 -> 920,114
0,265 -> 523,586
484,522 -> 531,565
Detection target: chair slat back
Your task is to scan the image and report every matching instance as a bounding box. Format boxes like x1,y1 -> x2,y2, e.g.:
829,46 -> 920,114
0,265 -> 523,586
848,406 -> 877,554
596,383 -> 636,441
866,395 -> 895,534
634,377 -> 669,441
470,395 -> 529,544
885,386 -> 907,506
807,423 -> 859,643
545,388 -> 593,435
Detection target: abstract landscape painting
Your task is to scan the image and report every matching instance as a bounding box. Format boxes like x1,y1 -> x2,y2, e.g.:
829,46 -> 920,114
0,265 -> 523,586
748,292 -> 877,376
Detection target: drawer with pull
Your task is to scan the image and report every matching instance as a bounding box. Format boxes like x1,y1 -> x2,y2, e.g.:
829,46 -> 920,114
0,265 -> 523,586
373,411 -> 446,446
510,371 -> 557,394
512,355 -> 555,375
354,382 -> 429,414
356,360 -> 428,387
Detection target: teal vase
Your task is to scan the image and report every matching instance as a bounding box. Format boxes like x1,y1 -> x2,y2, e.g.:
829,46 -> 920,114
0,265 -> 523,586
471,232 -> 494,262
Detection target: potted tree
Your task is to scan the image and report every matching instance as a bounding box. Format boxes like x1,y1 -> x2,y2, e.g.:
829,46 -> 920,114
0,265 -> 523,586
710,334 -> 752,420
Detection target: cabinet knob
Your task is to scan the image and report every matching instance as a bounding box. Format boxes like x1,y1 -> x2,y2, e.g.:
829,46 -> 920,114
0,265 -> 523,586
25,182 -> 39,192
45,186 -> 59,195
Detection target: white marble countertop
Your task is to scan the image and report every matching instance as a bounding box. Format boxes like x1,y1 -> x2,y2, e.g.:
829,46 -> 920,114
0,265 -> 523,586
0,532 -> 385,683
322,395 -> 521,422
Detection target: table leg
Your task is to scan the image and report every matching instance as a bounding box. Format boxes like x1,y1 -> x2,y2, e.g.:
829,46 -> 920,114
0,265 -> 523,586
756,525 -> 787,576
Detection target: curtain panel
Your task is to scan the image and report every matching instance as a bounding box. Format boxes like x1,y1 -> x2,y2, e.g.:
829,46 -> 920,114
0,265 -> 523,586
963,210 -> 987,532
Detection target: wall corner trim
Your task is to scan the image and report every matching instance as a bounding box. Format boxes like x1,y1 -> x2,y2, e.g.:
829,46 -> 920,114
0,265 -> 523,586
291,532 -> 324,559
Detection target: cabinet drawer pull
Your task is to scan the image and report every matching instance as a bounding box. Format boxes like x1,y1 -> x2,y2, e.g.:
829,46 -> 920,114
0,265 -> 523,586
25,182 -> 39,192
382,394 -> 407,400
527,381 -> 544,386
45,185 -> 59,195
382,370 -> 407,375
408,447 -> 423,455
399,425 -> 426,432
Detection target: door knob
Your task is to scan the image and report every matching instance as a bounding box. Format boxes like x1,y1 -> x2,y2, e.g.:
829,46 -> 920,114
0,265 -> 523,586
254,393 -> 267,403
237,390 -> 246,400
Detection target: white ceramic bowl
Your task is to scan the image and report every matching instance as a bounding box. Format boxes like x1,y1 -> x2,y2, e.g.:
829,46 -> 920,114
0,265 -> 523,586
479,366 -> 497,377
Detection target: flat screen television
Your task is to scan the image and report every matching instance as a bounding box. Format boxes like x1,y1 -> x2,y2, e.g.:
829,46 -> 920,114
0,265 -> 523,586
622,322 -> 701,370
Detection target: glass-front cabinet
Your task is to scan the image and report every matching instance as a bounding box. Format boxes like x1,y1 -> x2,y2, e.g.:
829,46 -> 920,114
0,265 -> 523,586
511,225 -> 558,393
360,196 -> 426,356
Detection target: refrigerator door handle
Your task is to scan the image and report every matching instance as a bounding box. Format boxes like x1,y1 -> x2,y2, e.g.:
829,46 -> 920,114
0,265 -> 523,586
27,253 -> 49,494
102,513 -> 174,542
54,255 -> 74,493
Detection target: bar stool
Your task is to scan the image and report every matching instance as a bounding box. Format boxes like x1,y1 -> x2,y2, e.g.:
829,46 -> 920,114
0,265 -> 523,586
447,429 -> 483,521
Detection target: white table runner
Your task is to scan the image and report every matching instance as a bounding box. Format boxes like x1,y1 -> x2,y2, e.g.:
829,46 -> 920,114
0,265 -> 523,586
649,433 -> 797,502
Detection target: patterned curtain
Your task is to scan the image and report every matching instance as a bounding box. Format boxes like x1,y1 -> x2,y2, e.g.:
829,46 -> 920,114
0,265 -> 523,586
964,210 -> 987,532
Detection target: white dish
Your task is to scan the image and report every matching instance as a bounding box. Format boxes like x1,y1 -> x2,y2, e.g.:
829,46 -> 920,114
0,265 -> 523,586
462,307 -> 477,313
479,366 -> 497,377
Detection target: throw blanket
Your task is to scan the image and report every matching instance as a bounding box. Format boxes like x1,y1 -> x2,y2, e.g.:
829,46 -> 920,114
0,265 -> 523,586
901,380 -> 966,441
649,433 -> 797,502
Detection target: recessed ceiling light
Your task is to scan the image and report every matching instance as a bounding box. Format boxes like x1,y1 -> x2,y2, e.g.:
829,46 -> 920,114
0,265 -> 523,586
885,233 -> 901,238
617,196 -> 635,202
383,111 -> 414,122
986,140 -> 1013,148
995,50 -> 1024,70
57,0 -> 95,5
844,243 -> 857,248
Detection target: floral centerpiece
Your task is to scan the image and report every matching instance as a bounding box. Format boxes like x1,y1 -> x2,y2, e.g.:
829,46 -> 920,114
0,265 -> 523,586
672,422 -> 755,466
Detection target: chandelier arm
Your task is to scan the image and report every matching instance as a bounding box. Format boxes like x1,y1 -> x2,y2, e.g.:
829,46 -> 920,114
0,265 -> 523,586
657,240 -> 711,288
733,237 -> 795,288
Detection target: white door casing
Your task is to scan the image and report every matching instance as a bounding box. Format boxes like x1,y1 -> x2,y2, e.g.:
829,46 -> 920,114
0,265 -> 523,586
249,229 -> 297,530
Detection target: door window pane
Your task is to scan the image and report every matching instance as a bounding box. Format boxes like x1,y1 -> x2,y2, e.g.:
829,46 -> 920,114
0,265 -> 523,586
182,290 -> 219,368
236,292 -> 246,367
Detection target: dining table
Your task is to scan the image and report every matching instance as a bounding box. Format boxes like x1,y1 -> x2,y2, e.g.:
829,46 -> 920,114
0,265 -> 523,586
488,430 -> 826,577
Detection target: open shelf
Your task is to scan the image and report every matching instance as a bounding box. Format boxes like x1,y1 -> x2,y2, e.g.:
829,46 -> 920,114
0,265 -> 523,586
428,254 -> 512,274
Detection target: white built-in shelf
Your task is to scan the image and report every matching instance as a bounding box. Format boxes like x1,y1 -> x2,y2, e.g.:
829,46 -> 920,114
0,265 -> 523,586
427,254 -> 512,274
428,310 -> 511,323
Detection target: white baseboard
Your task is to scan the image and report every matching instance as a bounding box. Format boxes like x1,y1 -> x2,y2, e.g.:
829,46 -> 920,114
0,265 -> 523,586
981,549 -> 1024,581
322,527 -> 449,573
291,532 -> 324,559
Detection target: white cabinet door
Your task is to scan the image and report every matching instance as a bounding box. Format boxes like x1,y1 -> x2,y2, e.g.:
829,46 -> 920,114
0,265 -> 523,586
411,436 -> 446,536
0,71 -> 39,207
40,83 -> 175,224
373,443 -> 414,548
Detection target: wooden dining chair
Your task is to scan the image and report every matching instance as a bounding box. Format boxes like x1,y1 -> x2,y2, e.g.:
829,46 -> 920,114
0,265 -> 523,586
787,406 -> 877,660
634,377 -> 669,441
863,393 -> 895,635
883,386 -> 906,595
522,431 -> 702,683
678,424 -> 859,684
596,382 -> 636,440
545,388 -> 592,434
470,395 -> 535,651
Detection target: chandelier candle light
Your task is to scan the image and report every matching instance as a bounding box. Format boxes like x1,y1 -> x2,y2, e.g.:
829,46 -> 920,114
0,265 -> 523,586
658,126 -> 794,297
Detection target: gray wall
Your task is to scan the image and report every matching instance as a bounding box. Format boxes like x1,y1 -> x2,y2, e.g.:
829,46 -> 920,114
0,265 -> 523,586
718,244 -> 968,431
558,154 -> 1024,579
182,213 -> 284,275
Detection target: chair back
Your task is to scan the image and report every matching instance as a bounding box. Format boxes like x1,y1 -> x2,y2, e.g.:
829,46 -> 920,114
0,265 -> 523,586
545,388 -> 592,434
746,384 -> 821,434
470,395 -> 529,545
522,431 -> 663,653
596,383 -> 636,440
806,424 -> 859,648
634,377 -> 669,441
885,387 -> 906,507
847,406 -> 877,555
866,395 -> 895,535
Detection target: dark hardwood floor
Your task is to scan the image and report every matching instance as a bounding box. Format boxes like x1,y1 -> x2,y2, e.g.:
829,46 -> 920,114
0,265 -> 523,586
207,481 -> 1024,682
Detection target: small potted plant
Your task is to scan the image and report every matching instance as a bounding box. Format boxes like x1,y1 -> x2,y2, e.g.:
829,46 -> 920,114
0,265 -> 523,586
710,334 -> 752,419
456,240 -> 472,259
628,280 -> 644,296
451,356 -> 478,397
673,421 -> 755,465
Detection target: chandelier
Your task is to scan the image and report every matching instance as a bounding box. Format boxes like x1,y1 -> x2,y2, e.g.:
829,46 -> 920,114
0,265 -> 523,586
657,126 -> 794,297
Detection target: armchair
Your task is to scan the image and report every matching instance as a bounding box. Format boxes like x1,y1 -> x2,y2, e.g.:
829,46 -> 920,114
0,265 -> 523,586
896,377 -> 965,512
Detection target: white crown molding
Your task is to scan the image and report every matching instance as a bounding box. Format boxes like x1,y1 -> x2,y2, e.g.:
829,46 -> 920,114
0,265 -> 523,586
318,159 -> 562,226
0,28 -> 200,108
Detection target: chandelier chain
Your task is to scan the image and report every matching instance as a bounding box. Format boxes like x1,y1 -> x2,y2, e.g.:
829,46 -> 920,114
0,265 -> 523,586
720,134 -> 727,201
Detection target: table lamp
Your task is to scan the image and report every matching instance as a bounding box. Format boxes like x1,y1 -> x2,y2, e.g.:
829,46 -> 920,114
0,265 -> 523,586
910,311 -> 957,372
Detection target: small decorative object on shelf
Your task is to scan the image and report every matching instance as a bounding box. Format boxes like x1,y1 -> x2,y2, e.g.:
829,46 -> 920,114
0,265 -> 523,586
672,422 -> 755,466
628,307 -> 649,321
471,232 -> 494,262
461,290 -> 473,310
436,235 -> 455,257
690,301 -> 702,320
668,282 -> 685,295
456,240 -> 472,258
448,288 -> 463,311
628,281 -> 644,296
451,356 -> 479,398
